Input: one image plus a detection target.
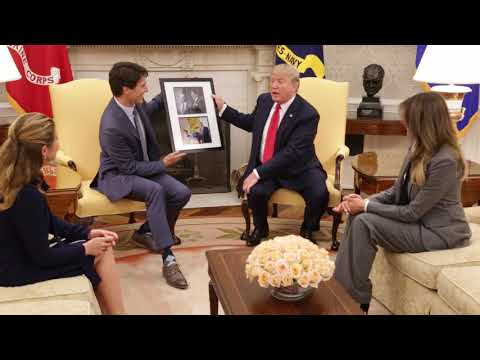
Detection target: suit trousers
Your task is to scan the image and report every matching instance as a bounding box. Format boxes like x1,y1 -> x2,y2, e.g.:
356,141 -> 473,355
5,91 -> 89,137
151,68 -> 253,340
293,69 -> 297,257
126,174 -> 191,250
334,211 -> 448,305
247,167 -> 329,231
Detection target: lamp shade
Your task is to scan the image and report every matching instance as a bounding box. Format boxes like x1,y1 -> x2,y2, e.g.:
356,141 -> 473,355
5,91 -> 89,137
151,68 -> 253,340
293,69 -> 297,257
413,45 -> 480,85
0,45 -> 21,82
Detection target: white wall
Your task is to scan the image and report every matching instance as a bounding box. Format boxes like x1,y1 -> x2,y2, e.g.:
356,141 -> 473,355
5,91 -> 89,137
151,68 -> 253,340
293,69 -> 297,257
0,45 -> 438,181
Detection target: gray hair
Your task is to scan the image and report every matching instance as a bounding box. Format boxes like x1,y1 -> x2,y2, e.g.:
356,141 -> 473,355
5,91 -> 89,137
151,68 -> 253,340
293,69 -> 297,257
272,64 -> 300,85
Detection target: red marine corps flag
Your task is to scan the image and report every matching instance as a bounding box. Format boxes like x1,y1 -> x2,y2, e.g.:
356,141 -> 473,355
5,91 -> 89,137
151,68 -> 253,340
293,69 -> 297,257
5,45 -> 73,118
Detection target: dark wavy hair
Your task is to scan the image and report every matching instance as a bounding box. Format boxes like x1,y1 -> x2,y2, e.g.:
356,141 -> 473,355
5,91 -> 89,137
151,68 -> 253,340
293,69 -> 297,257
109,62 -> 148,97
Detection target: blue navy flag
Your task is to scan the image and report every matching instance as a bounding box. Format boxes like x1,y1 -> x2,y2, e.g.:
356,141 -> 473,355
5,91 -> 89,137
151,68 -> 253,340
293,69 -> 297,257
416,45 -> 479,138
275,45 -> 325,78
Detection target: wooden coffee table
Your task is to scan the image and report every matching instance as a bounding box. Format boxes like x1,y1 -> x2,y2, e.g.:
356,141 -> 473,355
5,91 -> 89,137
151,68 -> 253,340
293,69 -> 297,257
206,247 -> 363,315
352,152 -> 480,206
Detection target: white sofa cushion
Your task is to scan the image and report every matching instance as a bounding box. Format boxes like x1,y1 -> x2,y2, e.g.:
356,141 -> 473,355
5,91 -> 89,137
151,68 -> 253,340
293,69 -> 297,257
437,266 -> 480,315
383,223 -> 480,289
0,276 -> 99,315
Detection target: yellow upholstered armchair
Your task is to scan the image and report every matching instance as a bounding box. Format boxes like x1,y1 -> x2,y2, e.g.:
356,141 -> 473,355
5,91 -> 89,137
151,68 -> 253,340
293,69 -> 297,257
49,79 -> 145,222
238,77 -> 349,250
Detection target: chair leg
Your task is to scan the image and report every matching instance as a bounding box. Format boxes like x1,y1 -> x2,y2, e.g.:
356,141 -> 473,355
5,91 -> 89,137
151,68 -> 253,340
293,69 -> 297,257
128,212 -> 136,224
330,209 -> 342,251
241,199 -> 250,241
271,203 -> 279,218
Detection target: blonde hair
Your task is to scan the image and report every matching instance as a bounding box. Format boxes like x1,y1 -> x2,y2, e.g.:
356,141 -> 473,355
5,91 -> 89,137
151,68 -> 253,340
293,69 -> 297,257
0,113 -> 55,211
272,64 -> 300,86
400,92 -> 465,186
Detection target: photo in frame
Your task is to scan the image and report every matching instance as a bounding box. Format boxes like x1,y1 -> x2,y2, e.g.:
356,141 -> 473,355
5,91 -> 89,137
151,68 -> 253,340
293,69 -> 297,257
159,78 -> 223,153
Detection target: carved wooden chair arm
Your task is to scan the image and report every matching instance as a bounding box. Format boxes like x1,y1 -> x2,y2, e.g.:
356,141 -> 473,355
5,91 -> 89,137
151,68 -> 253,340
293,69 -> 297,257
333,144 -> 350,191
231,163 -> 248,199
55,150 -> 78,172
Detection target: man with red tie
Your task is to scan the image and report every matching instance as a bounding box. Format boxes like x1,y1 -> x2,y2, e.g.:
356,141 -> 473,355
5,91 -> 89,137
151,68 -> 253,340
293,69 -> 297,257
212,64 -> 328,246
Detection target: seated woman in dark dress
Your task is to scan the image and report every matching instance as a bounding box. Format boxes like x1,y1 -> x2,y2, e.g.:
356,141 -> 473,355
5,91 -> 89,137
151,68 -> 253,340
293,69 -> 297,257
0,113 -> 126,315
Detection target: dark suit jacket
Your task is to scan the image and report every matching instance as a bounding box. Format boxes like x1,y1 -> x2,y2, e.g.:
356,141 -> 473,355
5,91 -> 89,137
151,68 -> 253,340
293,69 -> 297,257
90,95 -> 166,201
221,93 -> 324,186
0,184 -> 89,286
189,97 -> 206,113
202,126 -> 211,143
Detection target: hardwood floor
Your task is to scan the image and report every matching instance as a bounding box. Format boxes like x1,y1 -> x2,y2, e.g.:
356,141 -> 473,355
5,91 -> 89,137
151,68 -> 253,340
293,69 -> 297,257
131,204 -> 324,222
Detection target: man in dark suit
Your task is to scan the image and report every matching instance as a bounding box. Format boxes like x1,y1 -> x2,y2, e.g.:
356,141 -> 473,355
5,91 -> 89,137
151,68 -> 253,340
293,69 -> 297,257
90,62 -> 191,289
193,122 -> 211,144
212,64 -> 329,246
188,89 -> 206,113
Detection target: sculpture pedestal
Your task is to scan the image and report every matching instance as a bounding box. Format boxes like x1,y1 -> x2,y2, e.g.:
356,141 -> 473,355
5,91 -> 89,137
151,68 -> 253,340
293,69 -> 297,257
357,96 -> 383,118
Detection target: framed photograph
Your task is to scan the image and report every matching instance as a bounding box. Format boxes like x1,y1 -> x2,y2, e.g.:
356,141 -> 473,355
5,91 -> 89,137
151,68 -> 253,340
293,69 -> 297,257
159,78 -> 224,153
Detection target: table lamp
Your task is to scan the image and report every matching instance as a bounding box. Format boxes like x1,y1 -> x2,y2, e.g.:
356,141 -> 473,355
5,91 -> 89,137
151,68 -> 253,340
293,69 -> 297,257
413,45 -> 480,123
0,45 -> 21,83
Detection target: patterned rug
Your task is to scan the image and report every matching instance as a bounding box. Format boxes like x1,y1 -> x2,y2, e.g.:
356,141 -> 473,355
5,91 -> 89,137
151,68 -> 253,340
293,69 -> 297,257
92,216 -> 390,315
94,217 -> 345,259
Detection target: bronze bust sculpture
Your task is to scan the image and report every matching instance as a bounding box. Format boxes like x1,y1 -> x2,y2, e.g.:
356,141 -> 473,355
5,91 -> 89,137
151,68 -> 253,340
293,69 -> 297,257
357,64 -> 385,118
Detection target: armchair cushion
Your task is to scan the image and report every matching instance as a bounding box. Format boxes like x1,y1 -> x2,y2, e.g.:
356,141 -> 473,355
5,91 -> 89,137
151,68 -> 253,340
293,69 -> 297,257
77,180 -> 145,218
269,174 -> 341,208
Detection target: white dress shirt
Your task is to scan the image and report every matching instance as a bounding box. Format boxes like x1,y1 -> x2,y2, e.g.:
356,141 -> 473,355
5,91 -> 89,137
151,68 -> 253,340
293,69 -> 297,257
219,95 -> 296,179
114,97 -> 136,129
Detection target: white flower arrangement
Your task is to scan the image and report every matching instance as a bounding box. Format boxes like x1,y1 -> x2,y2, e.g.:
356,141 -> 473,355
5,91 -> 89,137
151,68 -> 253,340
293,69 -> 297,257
245,235 -> 335,289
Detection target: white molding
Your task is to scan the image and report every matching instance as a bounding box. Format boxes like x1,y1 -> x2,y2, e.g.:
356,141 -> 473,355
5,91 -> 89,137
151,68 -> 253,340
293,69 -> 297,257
70,45 -> 253,49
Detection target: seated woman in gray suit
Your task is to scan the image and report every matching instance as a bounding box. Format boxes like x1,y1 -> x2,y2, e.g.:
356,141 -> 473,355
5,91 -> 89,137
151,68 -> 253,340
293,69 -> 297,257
333,92 -> 472,314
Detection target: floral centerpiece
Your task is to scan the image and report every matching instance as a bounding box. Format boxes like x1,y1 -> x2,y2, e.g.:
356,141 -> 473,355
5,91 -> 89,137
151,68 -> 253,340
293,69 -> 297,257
245,235 -> 335,301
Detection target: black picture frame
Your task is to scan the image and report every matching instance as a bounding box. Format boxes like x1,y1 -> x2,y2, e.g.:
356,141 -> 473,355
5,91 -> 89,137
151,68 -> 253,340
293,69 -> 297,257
159,78 -> 224,154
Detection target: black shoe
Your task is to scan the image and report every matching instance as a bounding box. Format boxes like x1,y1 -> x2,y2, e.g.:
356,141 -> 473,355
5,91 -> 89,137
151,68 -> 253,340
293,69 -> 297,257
246,226 -> 269,247
360,303 -> 370,315
300,228 -> 315,244
172,235 -> 182,246
131,231 -> 163,253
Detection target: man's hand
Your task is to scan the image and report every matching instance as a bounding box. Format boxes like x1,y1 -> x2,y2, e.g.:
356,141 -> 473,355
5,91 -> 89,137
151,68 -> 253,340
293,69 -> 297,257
211,94 -> 225,112
242,172 -> 259,195
162,151 -> 187,167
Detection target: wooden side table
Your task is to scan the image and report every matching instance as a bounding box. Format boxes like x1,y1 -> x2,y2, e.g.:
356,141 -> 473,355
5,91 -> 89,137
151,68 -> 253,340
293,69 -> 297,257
346,118 -> 406,136
352,152 -> 480,207
43,165 -> 82,221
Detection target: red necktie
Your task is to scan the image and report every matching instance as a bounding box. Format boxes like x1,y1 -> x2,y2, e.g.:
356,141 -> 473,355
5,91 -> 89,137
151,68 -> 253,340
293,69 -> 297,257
262,103 -> 282,163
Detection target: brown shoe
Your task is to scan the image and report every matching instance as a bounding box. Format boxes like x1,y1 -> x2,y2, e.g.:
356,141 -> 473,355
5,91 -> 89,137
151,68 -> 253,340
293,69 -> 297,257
131,231 -> 163,253
163,262 -> 188,289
